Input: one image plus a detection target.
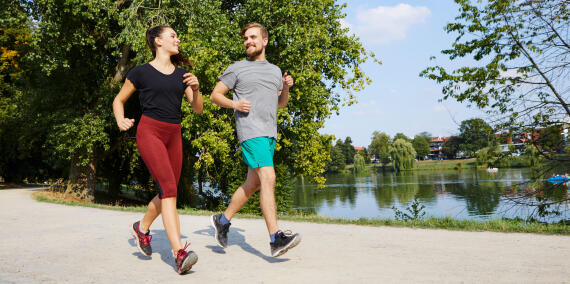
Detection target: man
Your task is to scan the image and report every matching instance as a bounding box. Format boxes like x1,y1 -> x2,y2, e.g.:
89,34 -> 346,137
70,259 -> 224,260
187,22 -> 300,257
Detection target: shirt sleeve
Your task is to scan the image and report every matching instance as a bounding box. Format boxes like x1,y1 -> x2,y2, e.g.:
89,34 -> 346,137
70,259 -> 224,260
276,66 -> 283,91
179,68 -> 189,90
126,66 -> 141,89
218,64 -> 237,90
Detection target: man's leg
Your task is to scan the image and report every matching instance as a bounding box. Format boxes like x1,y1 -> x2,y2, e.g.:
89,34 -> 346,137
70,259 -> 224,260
255,166 -> 278,235
223,168 -> 261,219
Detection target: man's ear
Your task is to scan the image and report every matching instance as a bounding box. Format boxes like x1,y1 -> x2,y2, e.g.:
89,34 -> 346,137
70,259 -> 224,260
263,37 -> 268,47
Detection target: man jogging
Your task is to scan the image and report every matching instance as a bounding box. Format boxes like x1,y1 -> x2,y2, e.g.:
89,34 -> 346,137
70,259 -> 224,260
190,22 -> 300,257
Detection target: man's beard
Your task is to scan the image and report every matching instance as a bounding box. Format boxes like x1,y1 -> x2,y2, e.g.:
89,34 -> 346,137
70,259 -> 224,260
246,46 -> 263,57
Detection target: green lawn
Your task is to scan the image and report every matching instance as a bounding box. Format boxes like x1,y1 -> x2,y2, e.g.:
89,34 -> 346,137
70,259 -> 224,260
33,191 -> 569,235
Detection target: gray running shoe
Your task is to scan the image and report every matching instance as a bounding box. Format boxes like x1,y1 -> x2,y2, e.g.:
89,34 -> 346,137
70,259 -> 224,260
210,214 -> 231,248
270,230 -> 301,257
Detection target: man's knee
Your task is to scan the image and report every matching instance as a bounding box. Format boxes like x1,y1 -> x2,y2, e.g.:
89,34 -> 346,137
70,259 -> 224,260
258,167 -> 276,186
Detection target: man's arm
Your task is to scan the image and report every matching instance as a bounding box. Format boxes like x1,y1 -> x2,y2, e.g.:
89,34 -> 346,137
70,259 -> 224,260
278,72 -> 294,108
210,81 -> 251,112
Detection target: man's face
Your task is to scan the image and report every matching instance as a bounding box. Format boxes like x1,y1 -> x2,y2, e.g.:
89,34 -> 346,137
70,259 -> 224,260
243,27 -> 267,58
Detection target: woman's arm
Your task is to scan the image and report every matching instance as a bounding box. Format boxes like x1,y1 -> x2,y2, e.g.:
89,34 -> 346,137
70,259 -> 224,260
112,78 -> 136,131
185,87 -> 203,114
183,73 -> 203,114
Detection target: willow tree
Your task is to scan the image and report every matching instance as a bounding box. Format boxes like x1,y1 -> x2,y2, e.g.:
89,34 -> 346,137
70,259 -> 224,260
390,139 -> 416,173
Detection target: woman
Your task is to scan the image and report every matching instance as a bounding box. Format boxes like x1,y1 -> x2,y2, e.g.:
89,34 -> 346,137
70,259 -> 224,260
112,26 -> 203,274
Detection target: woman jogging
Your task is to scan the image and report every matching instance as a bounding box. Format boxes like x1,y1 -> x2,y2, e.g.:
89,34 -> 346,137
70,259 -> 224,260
112,26 -> 203,274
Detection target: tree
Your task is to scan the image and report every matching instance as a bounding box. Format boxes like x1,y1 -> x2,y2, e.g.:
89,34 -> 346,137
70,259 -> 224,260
411,135 -> 430,159
458,118 -> 495,156
417,132 -> 432,141
9,0 -> 375,207
420,0 -> 569,148
369,131 -> 392,166
441,136 -> 463,159
475,145 -> 501,166
353,152 -> 366,173
326,141 -> 346,173
390,139 -> 416,172
535,125 -> 563,152
343,137 -> 355,164
394,133 -> 410,142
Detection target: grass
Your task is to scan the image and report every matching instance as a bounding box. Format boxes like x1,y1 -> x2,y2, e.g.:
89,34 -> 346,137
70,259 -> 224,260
33,191 -> 569,235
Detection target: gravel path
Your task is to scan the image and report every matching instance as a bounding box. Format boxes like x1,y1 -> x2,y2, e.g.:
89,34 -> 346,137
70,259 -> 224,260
1,187 -> 569,283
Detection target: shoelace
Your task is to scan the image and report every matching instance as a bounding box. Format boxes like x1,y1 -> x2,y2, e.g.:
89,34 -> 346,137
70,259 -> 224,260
220,223 -> 230,234
280,230 -> 294,237
139,231 -> 152,245
176,242 -> 191,260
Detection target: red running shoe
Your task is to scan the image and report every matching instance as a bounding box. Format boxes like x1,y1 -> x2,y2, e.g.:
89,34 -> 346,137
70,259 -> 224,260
175,242 -> 198,274
131,221 -> 152,256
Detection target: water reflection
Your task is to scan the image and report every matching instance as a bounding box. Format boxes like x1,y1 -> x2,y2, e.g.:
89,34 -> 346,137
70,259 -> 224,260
293,168 -> 570,222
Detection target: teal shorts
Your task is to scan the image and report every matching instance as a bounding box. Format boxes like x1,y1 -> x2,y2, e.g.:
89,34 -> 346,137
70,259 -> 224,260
240,137 -> 276,169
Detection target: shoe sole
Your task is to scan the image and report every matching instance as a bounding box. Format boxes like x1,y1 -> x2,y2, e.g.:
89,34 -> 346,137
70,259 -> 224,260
210,215 -> 227,248
177,251 -> 198,274
131,226 -> 152,256
271,234 -> 302,257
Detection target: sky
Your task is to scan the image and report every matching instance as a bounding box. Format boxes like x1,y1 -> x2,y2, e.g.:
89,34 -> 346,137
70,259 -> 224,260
320,0 -> 487,147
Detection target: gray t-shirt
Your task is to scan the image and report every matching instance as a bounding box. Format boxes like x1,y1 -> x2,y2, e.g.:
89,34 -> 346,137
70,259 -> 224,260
219,59 -> 283,143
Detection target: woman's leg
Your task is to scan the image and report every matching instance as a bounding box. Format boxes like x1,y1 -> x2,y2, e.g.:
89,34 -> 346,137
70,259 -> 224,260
163,127 -> 183,252
136,119 -> 182,251
139,194 -> 160,232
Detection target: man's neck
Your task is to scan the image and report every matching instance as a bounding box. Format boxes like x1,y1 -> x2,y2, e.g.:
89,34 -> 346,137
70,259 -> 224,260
248,53 -> 266,61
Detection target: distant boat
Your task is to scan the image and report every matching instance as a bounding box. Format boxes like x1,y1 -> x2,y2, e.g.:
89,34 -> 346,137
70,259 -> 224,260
486,168 -> 498,173
547,175 -> 570,184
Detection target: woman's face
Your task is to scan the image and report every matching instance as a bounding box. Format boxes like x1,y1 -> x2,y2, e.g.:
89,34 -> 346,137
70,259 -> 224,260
156,27 -> 180,55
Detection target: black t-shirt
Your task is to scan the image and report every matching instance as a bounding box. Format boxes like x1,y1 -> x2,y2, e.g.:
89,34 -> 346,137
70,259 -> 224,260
126,63 -> 188,124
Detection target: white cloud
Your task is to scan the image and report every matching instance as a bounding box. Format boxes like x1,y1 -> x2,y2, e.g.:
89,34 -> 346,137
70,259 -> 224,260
433,104 -> 447,113
349,4 -> 431,45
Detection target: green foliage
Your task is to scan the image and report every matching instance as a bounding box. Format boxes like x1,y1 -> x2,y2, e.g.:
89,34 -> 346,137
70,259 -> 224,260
420,0 -> 569,134
458,118 -> 495,156
342,137 -> 355,164
326,140 -> 346,173
475,145 -> 499,166
390,139 -> 416,172
1,0 -> 375,207
353,152 -> 366,173
411,135 -> 430,159
524,144 -> 541,168
392,198 -> 426,221
369,131 -> 392,166
441,136 -> 463,159
535,125 -> 563,152
393,133 -> 409,142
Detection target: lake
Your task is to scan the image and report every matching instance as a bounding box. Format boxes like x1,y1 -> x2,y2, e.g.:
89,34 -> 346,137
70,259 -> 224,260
293,168 -> 570,223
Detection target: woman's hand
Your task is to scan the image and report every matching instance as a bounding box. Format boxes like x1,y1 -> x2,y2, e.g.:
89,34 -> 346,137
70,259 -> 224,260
117,117 -> 135,131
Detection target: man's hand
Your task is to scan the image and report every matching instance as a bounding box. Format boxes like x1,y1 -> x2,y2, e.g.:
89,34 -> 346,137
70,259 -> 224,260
117,117 -> 135,131
282,72 -> 294,89
183,72 -> 200,91
233,99 -> 251,113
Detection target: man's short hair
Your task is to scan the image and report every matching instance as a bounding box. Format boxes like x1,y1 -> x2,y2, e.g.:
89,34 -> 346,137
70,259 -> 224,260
241,22 -> 268,39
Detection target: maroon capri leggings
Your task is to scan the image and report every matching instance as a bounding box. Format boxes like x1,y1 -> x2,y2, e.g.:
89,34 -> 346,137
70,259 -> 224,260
136,115 -> 182,199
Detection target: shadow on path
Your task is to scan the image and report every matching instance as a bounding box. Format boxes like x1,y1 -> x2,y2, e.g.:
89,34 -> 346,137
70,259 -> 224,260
128,229 -> 195,274
194,226 -> 288,263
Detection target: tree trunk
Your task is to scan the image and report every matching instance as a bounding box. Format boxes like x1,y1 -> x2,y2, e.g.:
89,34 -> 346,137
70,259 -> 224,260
66,153 -> 97,202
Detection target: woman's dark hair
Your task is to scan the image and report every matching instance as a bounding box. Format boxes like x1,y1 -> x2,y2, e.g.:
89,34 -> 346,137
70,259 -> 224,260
145,26 -> 193,67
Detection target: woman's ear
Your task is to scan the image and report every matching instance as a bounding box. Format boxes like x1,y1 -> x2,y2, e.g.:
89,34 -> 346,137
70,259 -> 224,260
154,36 -> 162,47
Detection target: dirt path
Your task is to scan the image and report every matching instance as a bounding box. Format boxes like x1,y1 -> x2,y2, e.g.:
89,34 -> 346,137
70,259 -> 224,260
1,188 -> 569,283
